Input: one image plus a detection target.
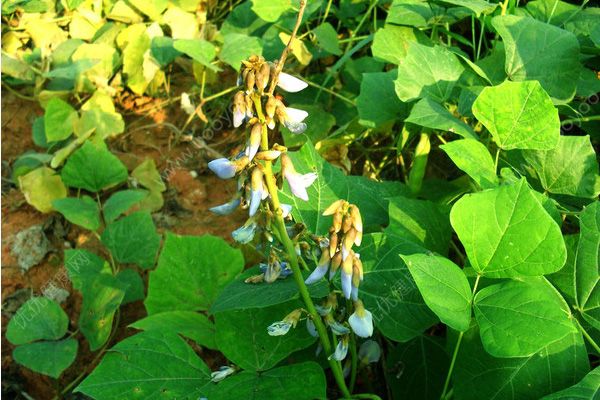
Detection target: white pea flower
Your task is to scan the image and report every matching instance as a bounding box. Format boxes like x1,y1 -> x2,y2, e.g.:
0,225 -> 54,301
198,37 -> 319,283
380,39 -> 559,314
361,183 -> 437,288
359,340 -> 381,364
249,168 -> 266,217
231,220 -> 257,244
210,366 -> 236,382
281,154 -> 317,201
277,72 -> 308,92
276,102 -> 309,134
328,336 -> 349,361
348,300 -> 374,338
209,198 -> 241,215
267,321 -> 292,336
305,247 -> 330,285
180,92 -> 195,115
306,318 -> 318,337
245,123 -> 262,161
280,203 -> 293,218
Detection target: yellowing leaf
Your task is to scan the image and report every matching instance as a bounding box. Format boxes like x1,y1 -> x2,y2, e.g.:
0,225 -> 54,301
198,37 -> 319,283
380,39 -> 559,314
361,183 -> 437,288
279,32 -> 312,66
19,167 -> 68,213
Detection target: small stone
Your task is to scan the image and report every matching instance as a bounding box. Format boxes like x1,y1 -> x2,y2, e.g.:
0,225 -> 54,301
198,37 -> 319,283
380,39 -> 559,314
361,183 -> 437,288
11,225 -> 51,272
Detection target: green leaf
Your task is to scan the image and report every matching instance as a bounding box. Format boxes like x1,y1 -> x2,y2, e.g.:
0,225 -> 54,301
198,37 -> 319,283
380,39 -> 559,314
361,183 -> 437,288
520,135 -> 600,198
541,367 -> 600,400
219,33 -> 263,71
547,234 -> 578,305
314,23 -> 341,55
101,212 -> 160,269
19,167 -> 67,213
474,278 -> 578,357
145,233 -> 244,314
80,273 -> 127,351
61,142 -> 128,192
6,298 -> 69,345
386,336 -> 449,400
13,339 -> 78,378
127,0 -> 167,20
402,253 -> 472,332
472,80 -> 560,150
103,189 -> 148,223
121,26 -> 152,94
405,97 -> 477,139
151,37 -> 181,66
455,326 -> 589,400
450,179 -> 566,277
575,202 -> 600,330
394,43 -> 464,103
441,139 -> 498,189
65,249 -> 110,291
437,0 -> 497,15
215,301 -> 315,371
372,25 -> 428,64
357,70 -> 410,128
387,0 -> 445,28
211,266 -> 329,314
130,311 -> 217,349
44,98 -> 77,142
493,15 -> 581,101
251,0 -> 290,22
387,196 -> 452,256
76,331 -> 211,399
116,269 -> 145,304
78,109 -> 125,140
52,196 -> 100,230
358,233 -> 438,341
202,362 -> 326,399
279,142 -> 409,235
173,39 -> 218,71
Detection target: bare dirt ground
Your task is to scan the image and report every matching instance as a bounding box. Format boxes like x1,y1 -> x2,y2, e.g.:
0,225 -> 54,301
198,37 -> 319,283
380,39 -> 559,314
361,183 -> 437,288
1,91 -> 246,399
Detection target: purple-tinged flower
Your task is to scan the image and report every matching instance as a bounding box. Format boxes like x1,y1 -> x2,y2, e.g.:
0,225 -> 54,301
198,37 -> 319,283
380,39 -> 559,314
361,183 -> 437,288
209,198 -> 241,216
249,168 -> 266,216
260,261 -> 292,281
210,366 -> 236,382
277,72 -> 308,92
232,91 -> 246,128
280,203 -> 293,218
305,247 -> 330,285
306,318 -> 318,337
327,319 -> 350,336
349,300 -> 373,338
276,103 -> 309,134
329,336 -> 349,361
281,154 -> 317,201
246,123 -> 263,161
208,156 -> 249,180
232,220 -> 257,244
341,252 -> 353,299
267,321 -> 292,336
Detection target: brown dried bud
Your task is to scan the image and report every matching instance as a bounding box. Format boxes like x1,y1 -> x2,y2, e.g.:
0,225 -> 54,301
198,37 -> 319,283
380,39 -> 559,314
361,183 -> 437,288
265,95 -> 277,119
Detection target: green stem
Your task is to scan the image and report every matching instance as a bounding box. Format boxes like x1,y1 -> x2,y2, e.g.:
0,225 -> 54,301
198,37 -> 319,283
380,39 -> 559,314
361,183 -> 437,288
349,332 -> 358,393
440,275 -> 481,399
344,0 -> 378,53
352,394 -> 383,400
302,78 -> 355,105
561,115 -> 600,125
253,96 -> 352,398
493,148 -> 501,174
574,317 -> 600,354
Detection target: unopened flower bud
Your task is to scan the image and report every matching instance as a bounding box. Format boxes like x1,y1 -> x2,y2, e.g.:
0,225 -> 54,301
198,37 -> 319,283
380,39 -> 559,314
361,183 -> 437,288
329,232 -> 338,257
333,210 -> 343,233
323,199 -> 345,216
246,70 -> 255,92
255,150 -> 281,161
350,205 -> 363,233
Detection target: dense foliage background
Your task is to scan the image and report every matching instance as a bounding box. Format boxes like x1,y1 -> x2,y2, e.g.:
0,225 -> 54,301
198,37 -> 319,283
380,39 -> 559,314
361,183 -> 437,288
1,0 -> 599,399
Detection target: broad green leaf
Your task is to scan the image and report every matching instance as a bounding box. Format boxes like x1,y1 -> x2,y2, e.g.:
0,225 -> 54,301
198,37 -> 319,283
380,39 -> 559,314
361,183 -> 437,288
44,98 -> 77,142
402,253 -> 472,332
101,211 -> 160,269
65,249 -> 110,291
151,37 -> 181,66
436,0 -> 497,15
71,43 -> 119,83
281,103 -> 336,147
472,80 -> 560,150
450,179 -> 566,277
541,367 -> 600,400
387,196 -> 452,256
493,15 -> 581,101
6,298 -> 69,345
52,196 -> 100,230
76,331 -> 211,399
441,139 -> 498,189
357,70 -> 409,128
131,159 -> 165,212
13,339 -> 78,378
251,0 -> 290,22
219,33 -> 263,71
525,0 -> 580,26
358,233 -> 438,342
215,301 -> 315,371
128,0 -> 167,20
405,98 -> 477,139
61,142 -> 128,192
202,362 -> 326,400
145,233 -> 244,314
575,202 -> 600,330
455,327 -> 589,400
173,39 -> 219,72
116,269 -> 145,304
80,273 -> 127,351
103,189 -> 148,223
130,311 -> 217,349
77,109 -> 125,140
387,0 -> 446,28
520,135 -> 600,198
474,278 -> 578,357
210,266 -> 329,314
279,142 -> 409,235
547,235 -> 578,305
372,25 -> 428,64
386,336 -> 449,400
314,23 -> 341,55
19,167 -> 67,213
394,43 -> 464,103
